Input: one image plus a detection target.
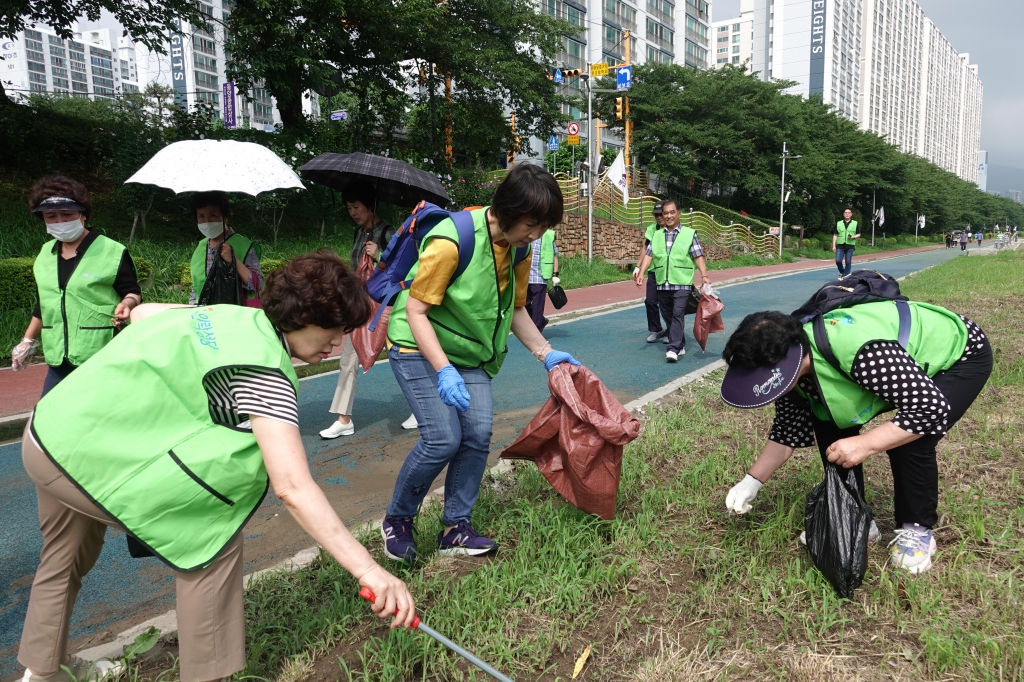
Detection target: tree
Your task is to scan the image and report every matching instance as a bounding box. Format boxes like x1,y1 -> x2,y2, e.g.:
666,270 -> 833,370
0,0 -> 201,104
224,0 -> 571,152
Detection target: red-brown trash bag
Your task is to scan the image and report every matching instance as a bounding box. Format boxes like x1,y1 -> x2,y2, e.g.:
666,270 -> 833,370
500,364 -> 641,519
693,291 -> 725,351
350,254 -> 390,372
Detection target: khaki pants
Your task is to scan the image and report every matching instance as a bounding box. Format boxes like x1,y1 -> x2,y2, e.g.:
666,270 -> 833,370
329,337 -> 360,415
19,426 -> 246,682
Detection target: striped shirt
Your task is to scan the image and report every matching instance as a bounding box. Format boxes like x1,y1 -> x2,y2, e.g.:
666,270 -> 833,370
528,237 -> 558,284
203,368 -> 299,429
645,226 -> 704,291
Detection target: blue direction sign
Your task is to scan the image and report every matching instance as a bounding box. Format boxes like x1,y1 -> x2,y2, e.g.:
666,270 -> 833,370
330,110 -> 348,121
553,68 -> 564,84
616,65 -> 633,91
547,135 -> 560,151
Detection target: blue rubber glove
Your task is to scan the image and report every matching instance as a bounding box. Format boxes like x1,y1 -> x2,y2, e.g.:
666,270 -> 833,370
544,350 -> 581,372
436,364 -> 471,412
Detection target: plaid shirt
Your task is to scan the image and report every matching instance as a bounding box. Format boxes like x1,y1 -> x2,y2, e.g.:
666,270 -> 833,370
528,236 -> 558,284
645,226 -> 704,291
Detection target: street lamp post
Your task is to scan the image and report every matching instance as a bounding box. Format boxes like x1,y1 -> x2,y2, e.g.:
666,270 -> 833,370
584,71 -> 593,262
778,142 -> 802,259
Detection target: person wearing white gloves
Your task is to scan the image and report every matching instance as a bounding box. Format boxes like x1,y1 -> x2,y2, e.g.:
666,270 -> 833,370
523,228 -> 560,332
720,308 -> 992,574
12,175 -> 141,396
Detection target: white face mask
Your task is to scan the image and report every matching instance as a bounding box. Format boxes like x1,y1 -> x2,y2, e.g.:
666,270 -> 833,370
198,221 -> 225,239
47,218 -> 85,242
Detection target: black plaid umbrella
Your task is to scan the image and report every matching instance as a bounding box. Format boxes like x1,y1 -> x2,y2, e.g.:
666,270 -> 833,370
299,152 -> 450,207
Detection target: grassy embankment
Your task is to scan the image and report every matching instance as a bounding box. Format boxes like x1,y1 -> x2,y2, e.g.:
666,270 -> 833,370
121,250 -> 1023,681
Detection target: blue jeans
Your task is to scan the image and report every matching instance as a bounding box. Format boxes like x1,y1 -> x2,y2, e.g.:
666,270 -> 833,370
835,246 -> 854,276
387,346 -> 493,526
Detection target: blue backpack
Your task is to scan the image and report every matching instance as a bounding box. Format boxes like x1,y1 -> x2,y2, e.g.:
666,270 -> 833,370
365,202 -> 530,331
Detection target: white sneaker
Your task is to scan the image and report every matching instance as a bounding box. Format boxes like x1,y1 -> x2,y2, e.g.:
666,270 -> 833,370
666,351 -> 678,363
320,419 -> 355,439
401,414 -> 419,430
889,524 -> 937,574
800,520 -> 880,546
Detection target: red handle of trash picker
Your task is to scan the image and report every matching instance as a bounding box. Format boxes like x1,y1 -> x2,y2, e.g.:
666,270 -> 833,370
360,586 -> 421,628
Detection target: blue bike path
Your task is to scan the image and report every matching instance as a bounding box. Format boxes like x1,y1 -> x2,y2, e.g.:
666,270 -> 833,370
0,248 -> 960,675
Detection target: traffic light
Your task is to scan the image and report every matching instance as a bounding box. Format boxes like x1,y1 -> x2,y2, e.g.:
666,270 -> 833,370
564,68 -> 581,79
614,97 -> 623,120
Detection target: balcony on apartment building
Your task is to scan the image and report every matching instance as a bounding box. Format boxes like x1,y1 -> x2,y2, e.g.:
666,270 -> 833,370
686,27 -> 708,46
646,0 -> 674,26
603,7 -> 638,31
685,0 -> 709,22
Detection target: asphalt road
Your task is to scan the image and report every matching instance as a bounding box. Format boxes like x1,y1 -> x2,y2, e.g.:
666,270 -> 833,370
0,247 -> 963,675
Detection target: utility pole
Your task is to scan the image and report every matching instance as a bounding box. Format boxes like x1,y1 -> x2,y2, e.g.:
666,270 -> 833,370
778,142 -> 801,259
871,189 -> 876,246
623,29 -> 631,179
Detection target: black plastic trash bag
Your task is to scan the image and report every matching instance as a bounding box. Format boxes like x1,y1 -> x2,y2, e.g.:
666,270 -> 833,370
198,251 -> 242,306
547,284 -> 568,309
804,463 -> 873,598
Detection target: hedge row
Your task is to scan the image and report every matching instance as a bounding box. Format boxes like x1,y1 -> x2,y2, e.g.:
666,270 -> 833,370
0,255 -> 154,310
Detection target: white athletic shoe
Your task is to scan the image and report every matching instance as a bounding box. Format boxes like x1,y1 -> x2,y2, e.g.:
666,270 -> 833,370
401,414 -> 419,430
889,524 -> 937,574
800,520 -> 880,546
319,419 -> 355,439
666,351 -> 678,363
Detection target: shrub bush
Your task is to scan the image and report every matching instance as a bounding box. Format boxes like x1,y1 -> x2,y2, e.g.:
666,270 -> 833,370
133,256 -> 154,284
802,238 -> 819,250
0,257 -> 36,310
175,262 -> 192,287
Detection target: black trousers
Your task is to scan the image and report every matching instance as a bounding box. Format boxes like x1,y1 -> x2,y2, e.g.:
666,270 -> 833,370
645,272 -> 664,333
809,342 -> 992,528
525,282 -> 548,332
656,289 -> 688,352
40,360 -> 77,398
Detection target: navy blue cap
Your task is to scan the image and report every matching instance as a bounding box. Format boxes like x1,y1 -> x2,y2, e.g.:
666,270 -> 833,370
720,343 -> 803,409
32,195 -> 87,213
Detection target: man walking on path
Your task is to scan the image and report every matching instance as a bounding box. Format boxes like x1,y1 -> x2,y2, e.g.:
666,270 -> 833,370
959,231 -> 968,251
634,199 -> 710,363
832,207 -> 860,279
635,201 -> 667,343
524,229 -> 559,332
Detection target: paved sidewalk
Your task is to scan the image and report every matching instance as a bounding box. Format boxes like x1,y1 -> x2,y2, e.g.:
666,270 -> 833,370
0,243 -> 945,421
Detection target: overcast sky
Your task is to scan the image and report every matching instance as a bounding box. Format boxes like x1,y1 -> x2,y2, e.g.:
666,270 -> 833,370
713,0 -> 1024,170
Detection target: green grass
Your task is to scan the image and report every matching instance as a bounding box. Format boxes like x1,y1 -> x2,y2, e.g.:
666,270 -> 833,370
119,250 -> 1024,681
788,238 -> 940,260
558,254 -> 632,289
707,252 -> 796,270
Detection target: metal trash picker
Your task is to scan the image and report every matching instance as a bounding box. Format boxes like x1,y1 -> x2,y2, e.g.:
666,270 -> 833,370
359,587 -> 514,682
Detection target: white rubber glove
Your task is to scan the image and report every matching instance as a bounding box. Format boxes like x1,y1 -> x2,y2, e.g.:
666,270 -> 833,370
633,267 -> 640,278
551,276 -> 560,285
726,474 -> 763,514
11,337 -> 40,371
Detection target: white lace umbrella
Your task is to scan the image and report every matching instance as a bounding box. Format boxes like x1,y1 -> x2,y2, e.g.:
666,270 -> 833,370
125,139 -> 304,195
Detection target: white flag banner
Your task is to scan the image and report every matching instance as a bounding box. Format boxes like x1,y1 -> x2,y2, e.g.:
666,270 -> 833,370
876,206 -> 885,226
919,215 -> 926,228
605,151 -> 629,206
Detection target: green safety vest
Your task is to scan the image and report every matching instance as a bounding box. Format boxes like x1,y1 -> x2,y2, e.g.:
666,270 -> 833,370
32,305 -> 298,571
644,223 -> 658,242
836,220 -> 858,247
539,229 -> 556,280
798,301 -> 968,427
33,235 -> 126,367
190,233 -> 259,301
388,208 -> 521,378
650,226 -> 697,286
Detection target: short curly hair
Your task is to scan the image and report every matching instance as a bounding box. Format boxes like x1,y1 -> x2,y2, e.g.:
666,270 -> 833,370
262,250 -> 372,333
722,311 -> 807,368
490,163 -> 563,233
189,191 -> 231,220
29,175 -> 92,219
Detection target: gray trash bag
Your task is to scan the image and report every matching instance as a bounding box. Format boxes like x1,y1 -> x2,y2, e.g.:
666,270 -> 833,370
804,463 -> 873,598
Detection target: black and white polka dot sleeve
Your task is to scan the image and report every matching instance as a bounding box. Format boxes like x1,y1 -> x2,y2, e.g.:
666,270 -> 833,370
768,393 -> 817,448
849,342 -> 950,436
958,316 -> 987,360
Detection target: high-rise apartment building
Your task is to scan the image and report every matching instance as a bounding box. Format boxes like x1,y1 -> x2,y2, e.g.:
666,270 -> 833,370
538,0 -> 713,157
730,0 -> 982,183
1,26 -> 138,100
711,10 -> 753,69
